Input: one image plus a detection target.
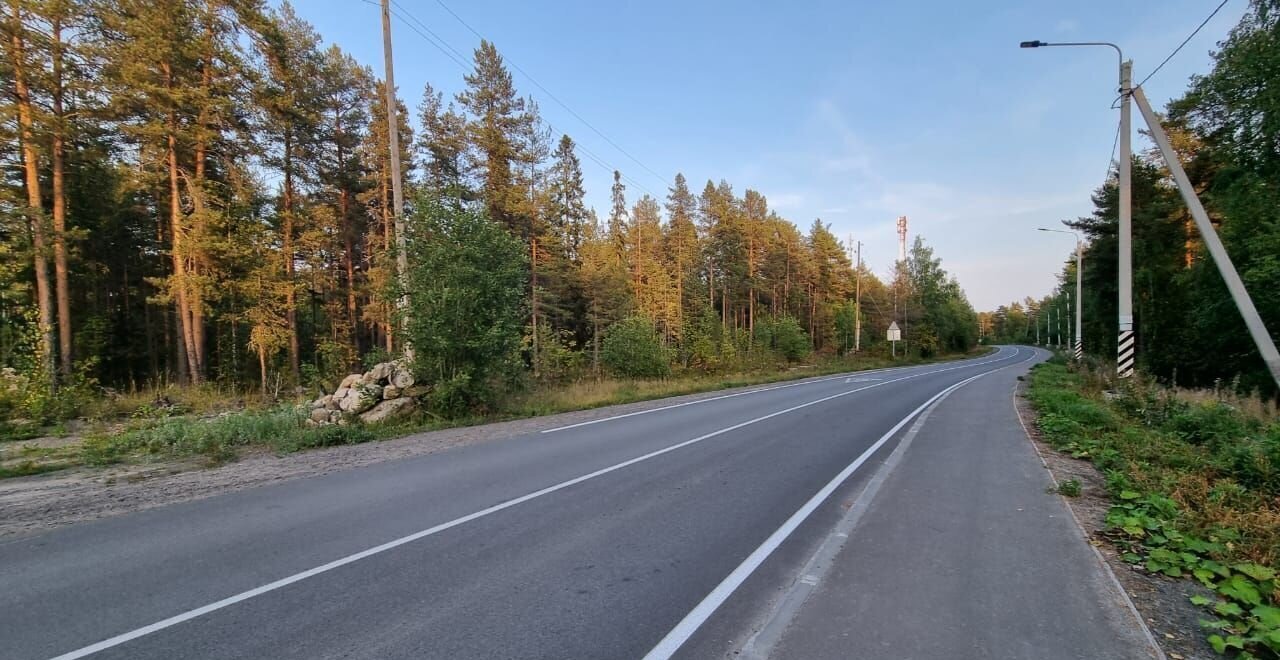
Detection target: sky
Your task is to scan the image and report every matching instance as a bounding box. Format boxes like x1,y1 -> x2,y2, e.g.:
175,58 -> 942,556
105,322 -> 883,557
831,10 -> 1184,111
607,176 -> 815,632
288,0 -> 1245,311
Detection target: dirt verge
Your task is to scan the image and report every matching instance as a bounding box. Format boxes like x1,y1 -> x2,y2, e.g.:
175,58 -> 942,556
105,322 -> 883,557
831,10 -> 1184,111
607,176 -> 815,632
1014,377 -> 1217,660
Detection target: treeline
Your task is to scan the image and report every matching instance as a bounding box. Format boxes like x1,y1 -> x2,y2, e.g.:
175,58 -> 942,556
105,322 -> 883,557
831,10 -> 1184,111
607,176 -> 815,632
1,0 -> 978,406
987,0 -> 1280,395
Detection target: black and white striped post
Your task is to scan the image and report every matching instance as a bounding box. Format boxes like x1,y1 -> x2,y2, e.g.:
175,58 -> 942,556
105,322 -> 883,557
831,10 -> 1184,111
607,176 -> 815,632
1117,330 -> 1135,377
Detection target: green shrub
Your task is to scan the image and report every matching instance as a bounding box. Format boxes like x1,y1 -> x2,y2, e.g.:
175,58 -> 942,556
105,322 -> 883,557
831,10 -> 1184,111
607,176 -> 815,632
754,315 -> 810,362
402,196 -> 527,416
602,316 -> 670,378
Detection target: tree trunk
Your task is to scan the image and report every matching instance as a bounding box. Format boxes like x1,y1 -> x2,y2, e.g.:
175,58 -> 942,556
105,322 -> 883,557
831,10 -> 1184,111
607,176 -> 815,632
9,3 -> 56,388
186,13 -> 217,379
531,235 -> 539,377
335,110 -> 359,362
382,163 -> 394,353
258,345 -> 268,398
166,86 -> 200,383
50,13 -> 72,378
282,133 -> 300,383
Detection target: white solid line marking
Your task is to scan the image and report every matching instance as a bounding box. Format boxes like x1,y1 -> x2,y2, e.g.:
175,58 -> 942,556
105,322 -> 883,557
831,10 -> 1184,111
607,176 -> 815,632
540,347 -> 1015,433
641,350 -> 1038,660
45,349 -> 1014,660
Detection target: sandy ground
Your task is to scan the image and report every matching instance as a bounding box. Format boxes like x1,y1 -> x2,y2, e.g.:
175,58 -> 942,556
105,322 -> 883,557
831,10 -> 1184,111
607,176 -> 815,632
1014,378 -> 1216,660
0,386 -> 779,540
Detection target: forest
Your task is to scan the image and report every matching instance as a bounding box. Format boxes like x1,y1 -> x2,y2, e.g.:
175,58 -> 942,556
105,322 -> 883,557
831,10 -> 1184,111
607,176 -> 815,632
2,1 -> 979,421
981,0 -> 1280,397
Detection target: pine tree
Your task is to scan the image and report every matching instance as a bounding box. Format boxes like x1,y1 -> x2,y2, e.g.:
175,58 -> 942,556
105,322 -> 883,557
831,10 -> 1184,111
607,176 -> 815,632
456,40 -> 532,233
5,0 -> 56,387
256,2 -> 324,383
664,172 -> 699,336
316,45 -> 373,362
417,82 -> 468,194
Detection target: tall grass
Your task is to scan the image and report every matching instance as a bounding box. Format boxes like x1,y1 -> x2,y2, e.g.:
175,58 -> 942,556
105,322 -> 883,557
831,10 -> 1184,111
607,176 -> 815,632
1028,357 -> 1280,566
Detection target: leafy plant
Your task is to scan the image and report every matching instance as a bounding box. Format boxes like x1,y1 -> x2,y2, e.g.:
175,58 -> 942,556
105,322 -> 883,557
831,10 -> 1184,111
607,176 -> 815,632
1056,479 -> 1082,497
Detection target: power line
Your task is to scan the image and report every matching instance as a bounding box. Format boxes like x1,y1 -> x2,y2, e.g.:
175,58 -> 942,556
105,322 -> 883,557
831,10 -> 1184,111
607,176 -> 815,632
428,0 -> 672,189
361,0 -> 469,71
376,1 -> 662,199
1136,0 -> 1231,89
1104,118 -> 1121,182
389,0 -> 471,67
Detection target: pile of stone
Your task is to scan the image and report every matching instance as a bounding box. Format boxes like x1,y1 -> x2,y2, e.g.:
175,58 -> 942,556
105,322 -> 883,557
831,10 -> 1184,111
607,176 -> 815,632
306,361 -> 425,425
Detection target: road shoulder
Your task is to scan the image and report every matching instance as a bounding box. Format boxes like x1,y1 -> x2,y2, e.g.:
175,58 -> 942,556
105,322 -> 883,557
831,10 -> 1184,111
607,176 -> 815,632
762,353 -> 1161,659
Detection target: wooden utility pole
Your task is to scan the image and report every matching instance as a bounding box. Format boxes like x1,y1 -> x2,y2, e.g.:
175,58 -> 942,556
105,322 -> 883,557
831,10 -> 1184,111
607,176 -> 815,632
855,239 -> 862,353
381,0 -> 411,360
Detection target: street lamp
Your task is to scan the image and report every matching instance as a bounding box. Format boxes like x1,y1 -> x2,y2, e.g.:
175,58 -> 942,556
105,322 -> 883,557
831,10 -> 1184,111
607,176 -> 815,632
1021,39 -> 1134,378
1039,227 -> 1084,360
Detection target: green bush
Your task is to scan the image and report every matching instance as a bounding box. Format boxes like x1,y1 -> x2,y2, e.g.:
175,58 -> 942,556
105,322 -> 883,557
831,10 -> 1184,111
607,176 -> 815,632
602,316 -> 670,378
753,315 -> 810,362
402,196 -> 527,416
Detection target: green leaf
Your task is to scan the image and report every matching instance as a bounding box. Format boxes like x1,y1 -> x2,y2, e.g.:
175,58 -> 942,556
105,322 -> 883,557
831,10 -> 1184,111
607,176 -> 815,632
1119,490 -> 1141,500
1190,594 -> 1212,606
1195,568 -> 1220,588
1217,575 -> 1263,606
1202,619 -> 1233,630
1200,559 -> 1232,578
1252,605 -> 1280,629
1215,601 -> 1245,617
1233,563 -> 1277,582
1208,634 -> 1227,653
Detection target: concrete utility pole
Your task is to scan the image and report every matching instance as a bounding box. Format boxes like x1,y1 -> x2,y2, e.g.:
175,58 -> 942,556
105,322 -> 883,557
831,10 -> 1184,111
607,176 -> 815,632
1117,59 -> 1134,377
381,0 -> 411,360
1020,40 -> 1131,376
855,240 -> 863,353
1132,86 -> 1280,389
1039,227 -> 1084,359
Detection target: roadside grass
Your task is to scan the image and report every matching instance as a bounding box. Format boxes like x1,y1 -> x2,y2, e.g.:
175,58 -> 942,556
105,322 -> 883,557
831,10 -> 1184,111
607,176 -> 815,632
503,351 -> 974,417
79,407 -> 423,467
1027,357 -> 1280,658
4,348 -> 994,478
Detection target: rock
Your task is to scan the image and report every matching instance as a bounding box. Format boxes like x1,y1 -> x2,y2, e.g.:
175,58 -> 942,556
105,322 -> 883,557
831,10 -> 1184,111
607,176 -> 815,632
382,385 -> 401,399
358,396 -> 416,424
329,410 -> 343,423
367,362 -> 392,383
333,387 -> 351,401
338,374 -> 363,390
312,394 -> 333,410
309,407 -> 331,423
401,384 -> 430,398
339,383 -> 380,414
390,365 -> 415,389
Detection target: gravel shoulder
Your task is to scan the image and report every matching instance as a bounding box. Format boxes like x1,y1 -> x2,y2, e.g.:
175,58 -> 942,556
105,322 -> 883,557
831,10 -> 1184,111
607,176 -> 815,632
0,374 -> 842,540
1014,377 -> 1216,660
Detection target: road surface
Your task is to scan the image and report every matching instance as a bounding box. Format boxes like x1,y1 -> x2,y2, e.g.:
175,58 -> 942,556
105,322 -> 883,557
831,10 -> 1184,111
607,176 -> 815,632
0,346 -> 1158,659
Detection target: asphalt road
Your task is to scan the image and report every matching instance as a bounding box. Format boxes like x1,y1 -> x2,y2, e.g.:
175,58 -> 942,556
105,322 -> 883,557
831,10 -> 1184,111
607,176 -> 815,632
0,346 -> 1155,659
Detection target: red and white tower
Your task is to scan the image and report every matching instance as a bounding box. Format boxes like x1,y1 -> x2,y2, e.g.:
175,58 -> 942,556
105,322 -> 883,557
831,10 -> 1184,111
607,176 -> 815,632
896,215 -> 908,262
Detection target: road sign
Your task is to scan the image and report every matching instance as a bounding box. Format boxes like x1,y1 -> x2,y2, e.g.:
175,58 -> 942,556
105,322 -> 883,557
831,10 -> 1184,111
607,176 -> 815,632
887,321 -> 901,342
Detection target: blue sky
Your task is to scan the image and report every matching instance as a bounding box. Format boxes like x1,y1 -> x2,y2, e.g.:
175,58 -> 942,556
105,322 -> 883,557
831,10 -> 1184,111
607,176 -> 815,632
291,0 -> 1244,311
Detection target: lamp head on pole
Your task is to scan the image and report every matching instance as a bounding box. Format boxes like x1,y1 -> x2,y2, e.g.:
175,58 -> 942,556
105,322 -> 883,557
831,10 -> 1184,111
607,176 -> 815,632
1020,40 -> 1047,48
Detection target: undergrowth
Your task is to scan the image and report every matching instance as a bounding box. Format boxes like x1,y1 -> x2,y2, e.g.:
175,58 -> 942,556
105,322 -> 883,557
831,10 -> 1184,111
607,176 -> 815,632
5,348 -> 992,477
1028,357 -> 1280,658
